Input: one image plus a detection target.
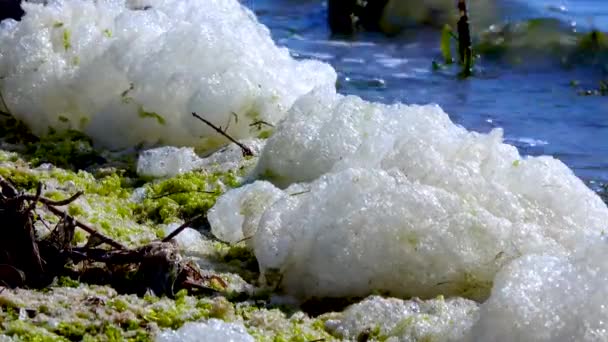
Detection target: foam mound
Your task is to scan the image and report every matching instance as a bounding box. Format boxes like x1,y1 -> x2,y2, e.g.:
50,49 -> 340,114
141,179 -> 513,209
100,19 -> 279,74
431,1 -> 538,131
470,241 -> 608,341
325,295 -> 479,341
208,181 -> 286,246
136,139 -> 264,178
0,0 -> 335,150
155,319 -> 254,342
211,88 -> 608,300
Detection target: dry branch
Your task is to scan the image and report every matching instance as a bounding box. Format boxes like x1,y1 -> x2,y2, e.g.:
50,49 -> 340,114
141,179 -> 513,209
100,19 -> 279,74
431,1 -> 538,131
0,176 -> 224,297
192,112 -> 254,157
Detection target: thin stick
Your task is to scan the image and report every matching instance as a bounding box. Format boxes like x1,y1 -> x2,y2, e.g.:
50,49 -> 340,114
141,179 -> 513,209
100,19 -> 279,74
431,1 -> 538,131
0,177 -> 126,250
192,112 -> 254,156
26,183 -> 43,212
42,204 -> 127,250
162,214 -> 204,242
457,0 -> 473,76
23,191 -> 83,207
249,120 -> 274,128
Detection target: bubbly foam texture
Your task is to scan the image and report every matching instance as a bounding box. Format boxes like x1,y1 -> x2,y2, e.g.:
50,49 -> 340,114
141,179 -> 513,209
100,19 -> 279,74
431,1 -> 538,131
325,295 -> 479,341
137,147 -> 202,178
163,223 -> 202,250
155,319 -> 254,342
136,140 -> 264,178
209,181 -> 286,246
0,0 -> 335,150
209,87 -> 608,300
470,241 -> 608,341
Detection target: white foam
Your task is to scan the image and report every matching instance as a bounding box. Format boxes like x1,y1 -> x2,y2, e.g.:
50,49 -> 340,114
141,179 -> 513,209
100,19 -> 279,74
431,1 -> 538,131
136,139 -> 265,178
325,295 -> 479,341
0,0 -> 335,150
156,319 -> 254,342
470,240 -> 608,341
209,181 -> 286,246
163,223 -> 203,250
137,147 -> 203,178
208,87 -> 608,300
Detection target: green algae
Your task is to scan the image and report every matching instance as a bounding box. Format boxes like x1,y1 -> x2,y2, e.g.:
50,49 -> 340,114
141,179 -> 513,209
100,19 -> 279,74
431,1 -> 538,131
137,106 -> 166,126
0,116 -> 346,342
0,284 -> 341,342
440,24 -> 454,64
474,19 -> 608,68
0,166 -> 40,190
68,203 -> 85,217
257,130 -> 273,139
452,272 -> 493,301
0,116 -> 37,145
3,320 -> 68,342
143,290 -> 214,330
0,117 -> 103,169
136,170 -> 240,223
57,276 -> 81,288
26,129 -> 102,169
258,168 -> 290,187
62,29 -> 72,51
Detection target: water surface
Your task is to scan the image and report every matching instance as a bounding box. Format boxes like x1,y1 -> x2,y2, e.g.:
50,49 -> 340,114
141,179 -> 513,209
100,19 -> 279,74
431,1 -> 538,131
244,0 -> 608,185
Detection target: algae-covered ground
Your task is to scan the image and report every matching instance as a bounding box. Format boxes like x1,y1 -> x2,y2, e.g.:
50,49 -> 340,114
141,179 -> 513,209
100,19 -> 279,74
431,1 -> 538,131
0,117 -> 335,341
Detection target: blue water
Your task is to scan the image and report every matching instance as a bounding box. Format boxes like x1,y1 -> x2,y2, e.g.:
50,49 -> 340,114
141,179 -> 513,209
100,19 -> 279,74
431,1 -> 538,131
243,0 -> 608,186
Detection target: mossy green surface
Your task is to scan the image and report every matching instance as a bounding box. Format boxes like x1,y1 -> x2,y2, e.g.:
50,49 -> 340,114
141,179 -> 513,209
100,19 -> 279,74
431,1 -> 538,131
135,170 -> 240,224
0,116 -> 338,342
0,285 -> 338,342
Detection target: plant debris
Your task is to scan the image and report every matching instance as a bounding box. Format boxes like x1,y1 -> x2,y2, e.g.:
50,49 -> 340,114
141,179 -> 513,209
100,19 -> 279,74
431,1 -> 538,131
192,112 -> 254,157
0,176 -> 225,297
457,0 -> 473,76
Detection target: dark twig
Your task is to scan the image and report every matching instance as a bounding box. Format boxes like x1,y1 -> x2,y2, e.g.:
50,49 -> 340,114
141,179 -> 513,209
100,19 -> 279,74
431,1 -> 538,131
26,183 -> 43,212
37,213 -> 53,232
249,120 -> 274,128
42,204 -> 127,250
235,235 -> 253,244
0,177 -> 18,198
22,191 -> 84,207
457,0 -> 473,76
162,214 -> 204,242
290,190 -> 311,197
192,112 -> 254,156
0,175 -> 227,297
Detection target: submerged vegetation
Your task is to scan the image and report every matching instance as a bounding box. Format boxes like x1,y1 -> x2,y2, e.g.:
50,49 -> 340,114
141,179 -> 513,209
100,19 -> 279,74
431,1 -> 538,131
434,2 -> 608,84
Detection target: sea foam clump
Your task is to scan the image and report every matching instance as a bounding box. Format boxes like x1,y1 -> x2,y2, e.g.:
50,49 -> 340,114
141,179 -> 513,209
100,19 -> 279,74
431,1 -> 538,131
0,0 -> 335,150
211,87 -> 608,300
470,241 -> 608,341
156,319 -> 254,342
325,295 -> 479,341
136,139 -> 264,178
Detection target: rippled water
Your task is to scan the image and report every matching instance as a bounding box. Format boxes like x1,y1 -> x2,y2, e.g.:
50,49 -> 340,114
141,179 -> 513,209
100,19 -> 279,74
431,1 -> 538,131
243,0 -> 608,186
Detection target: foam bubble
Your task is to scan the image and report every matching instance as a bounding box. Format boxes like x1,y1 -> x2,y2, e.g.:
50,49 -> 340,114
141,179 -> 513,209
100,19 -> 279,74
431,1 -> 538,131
210,87 -> 608,300
0,0 -> 335,150
325,295 -> 479,341
471,240 -> 608,341
156,319 -> 254,342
